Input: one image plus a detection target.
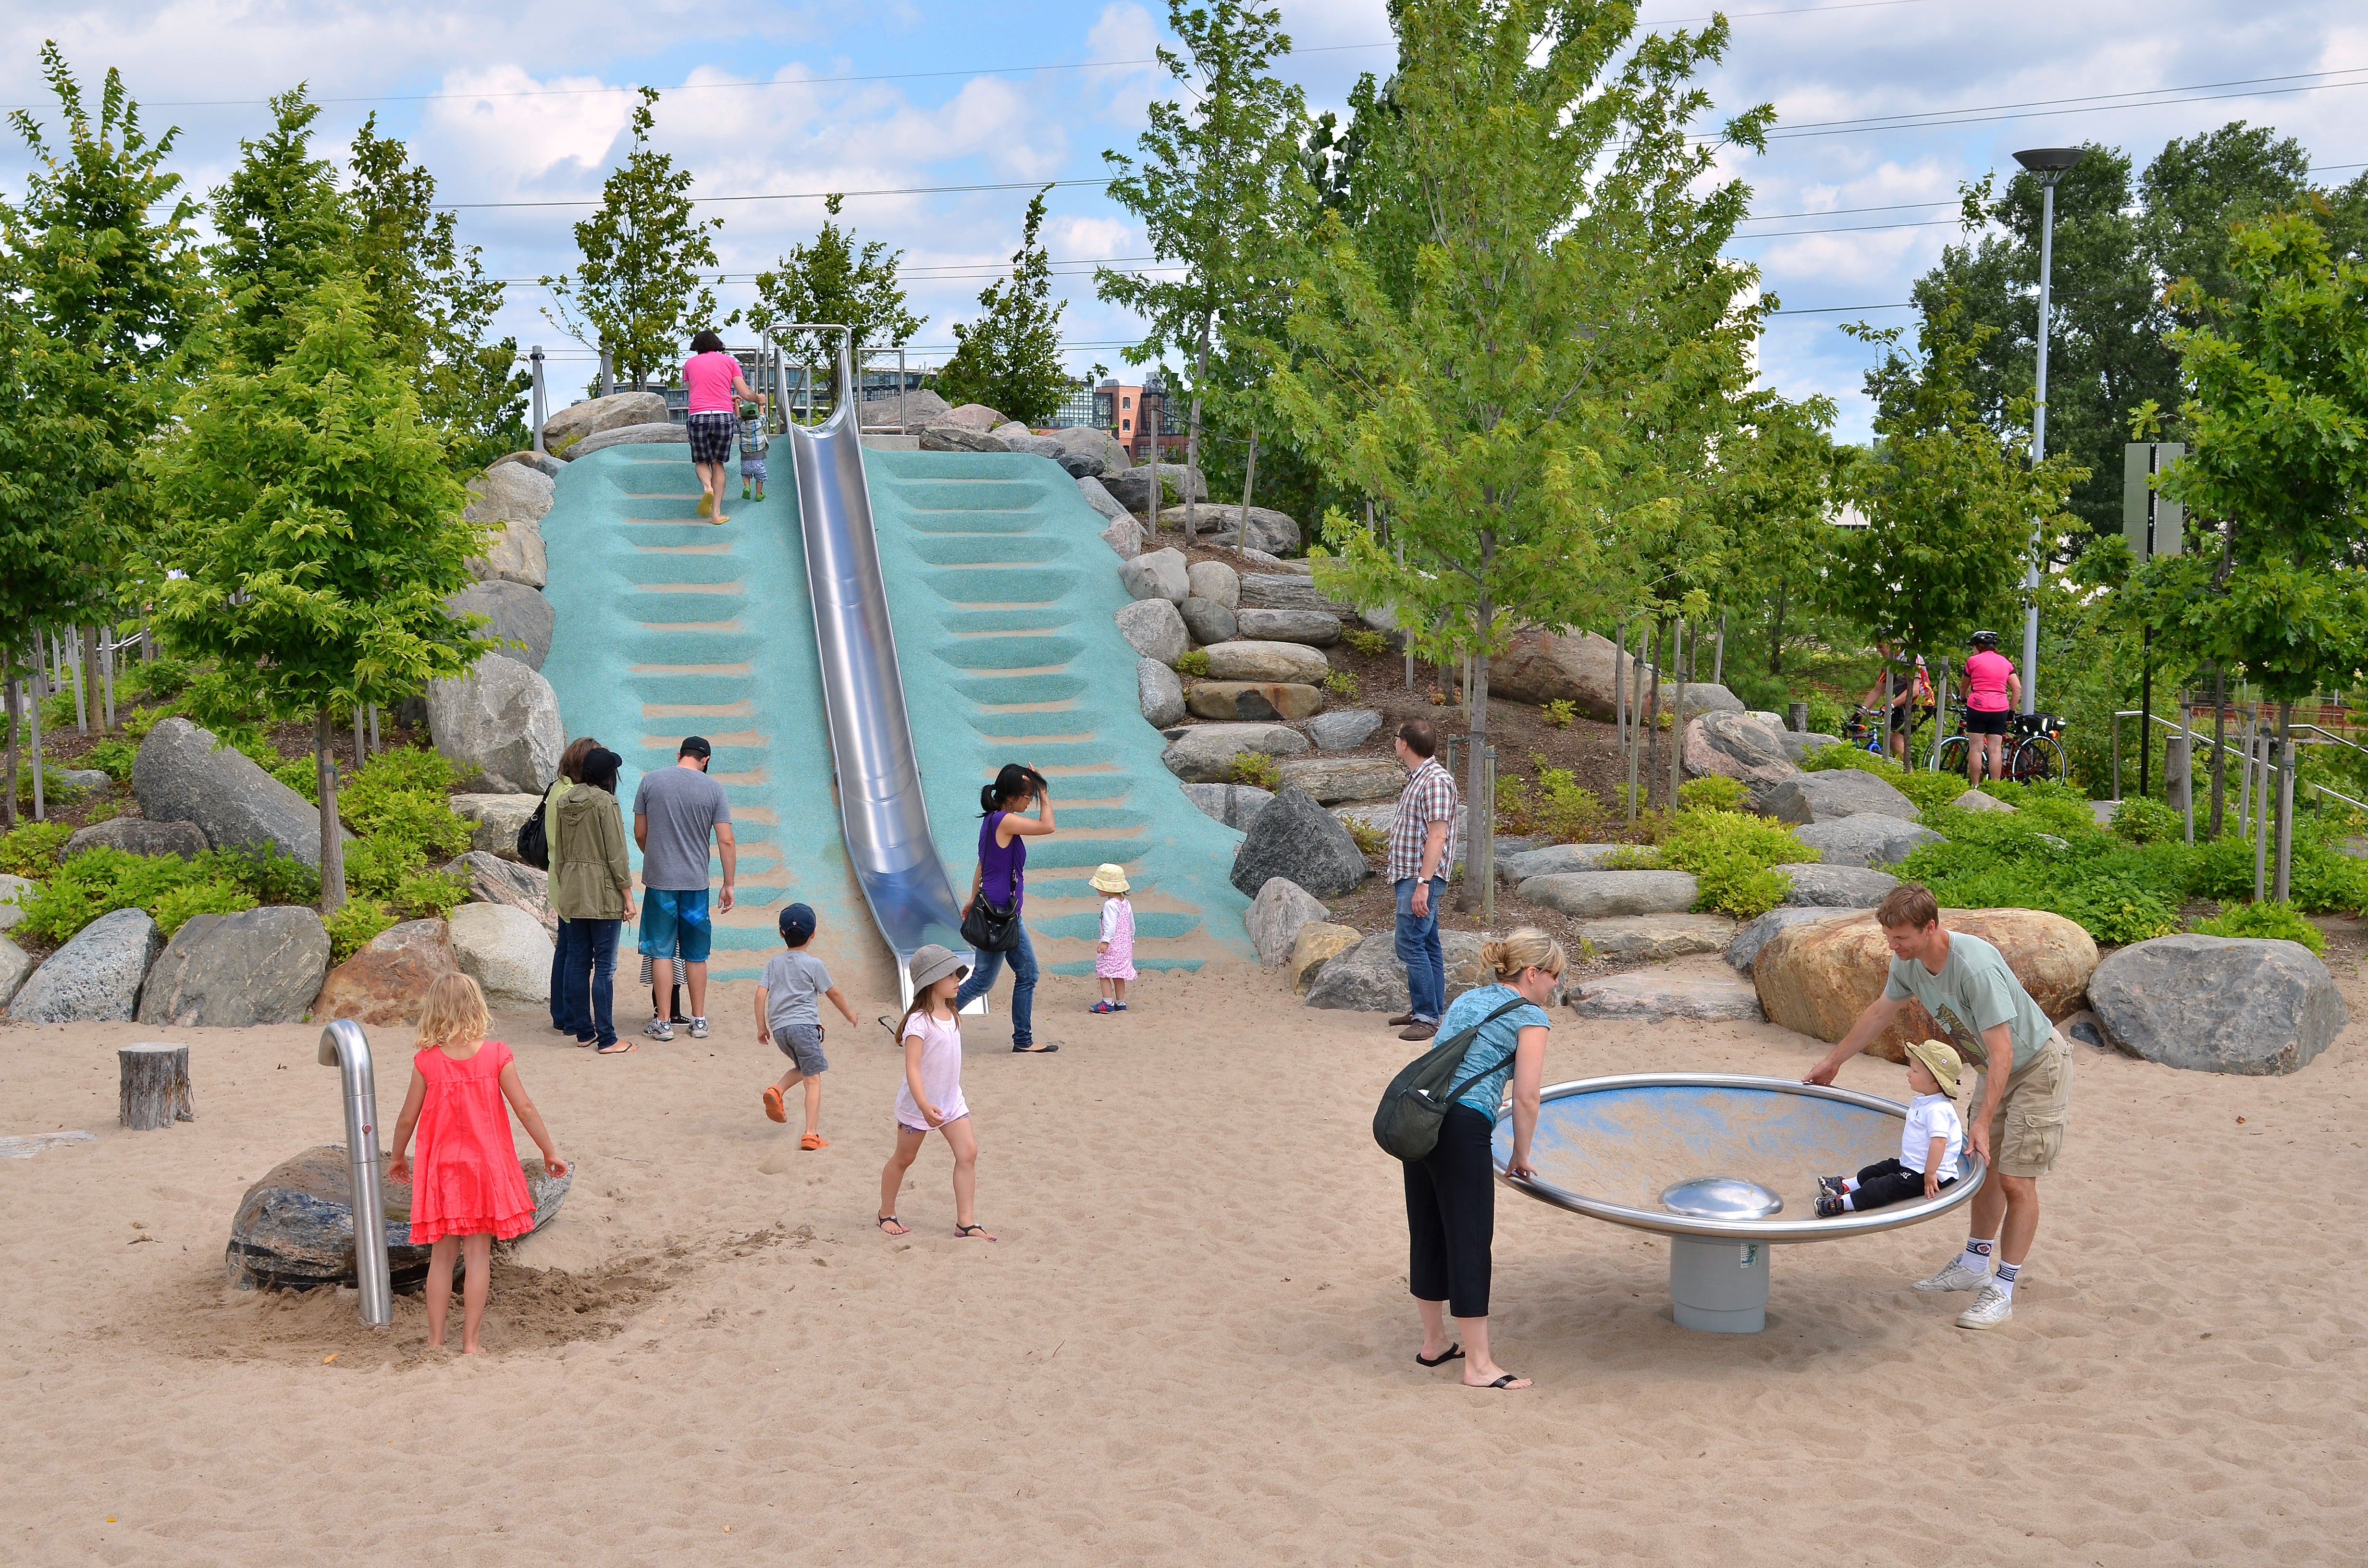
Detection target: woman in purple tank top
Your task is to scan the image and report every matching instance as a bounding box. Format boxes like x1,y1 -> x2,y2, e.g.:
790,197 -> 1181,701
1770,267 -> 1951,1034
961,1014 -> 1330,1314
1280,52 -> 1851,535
955,763 -> 1060,1052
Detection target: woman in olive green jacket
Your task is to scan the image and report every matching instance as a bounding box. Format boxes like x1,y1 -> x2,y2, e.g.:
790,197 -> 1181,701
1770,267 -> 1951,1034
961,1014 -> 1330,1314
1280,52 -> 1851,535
554,748 -> 636,1050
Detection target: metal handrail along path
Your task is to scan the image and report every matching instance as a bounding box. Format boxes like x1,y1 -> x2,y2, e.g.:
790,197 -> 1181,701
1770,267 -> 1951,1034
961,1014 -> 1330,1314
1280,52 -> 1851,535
782,326 -> 975,1004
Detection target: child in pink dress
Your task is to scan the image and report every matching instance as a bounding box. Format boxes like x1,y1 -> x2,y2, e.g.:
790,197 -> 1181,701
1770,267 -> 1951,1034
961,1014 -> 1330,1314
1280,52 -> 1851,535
877,945 -> 993,1240
386,973 -> 567,1353
1090,862 -> 1136,1014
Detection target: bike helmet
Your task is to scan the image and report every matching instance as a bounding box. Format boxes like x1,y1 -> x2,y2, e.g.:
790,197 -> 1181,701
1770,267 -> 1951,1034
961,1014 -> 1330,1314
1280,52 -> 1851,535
1969,630 -> 2001,650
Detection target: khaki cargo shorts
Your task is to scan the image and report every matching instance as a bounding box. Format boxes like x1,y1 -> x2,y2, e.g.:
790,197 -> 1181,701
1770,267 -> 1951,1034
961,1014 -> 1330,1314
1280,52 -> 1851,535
1977,1029 -> 2071,1179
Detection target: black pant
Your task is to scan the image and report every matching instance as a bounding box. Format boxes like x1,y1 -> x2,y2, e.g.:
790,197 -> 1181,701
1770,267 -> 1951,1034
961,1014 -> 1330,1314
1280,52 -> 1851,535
1850,1157 -> 1954,1212
1406,1103 -> 1497,1319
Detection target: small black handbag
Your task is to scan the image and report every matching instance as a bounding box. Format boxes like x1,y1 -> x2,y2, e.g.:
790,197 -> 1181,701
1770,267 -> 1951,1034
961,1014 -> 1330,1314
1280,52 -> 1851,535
959,894 -> 1022,954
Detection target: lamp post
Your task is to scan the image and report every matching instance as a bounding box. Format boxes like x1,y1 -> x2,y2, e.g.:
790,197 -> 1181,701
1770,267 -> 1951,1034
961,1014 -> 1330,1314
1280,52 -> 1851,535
2011,146 -> 2086,715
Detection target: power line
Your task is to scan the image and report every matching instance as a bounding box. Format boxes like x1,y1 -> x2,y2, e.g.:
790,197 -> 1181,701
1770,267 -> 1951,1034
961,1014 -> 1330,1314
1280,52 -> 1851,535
1762,67 -> 2368,140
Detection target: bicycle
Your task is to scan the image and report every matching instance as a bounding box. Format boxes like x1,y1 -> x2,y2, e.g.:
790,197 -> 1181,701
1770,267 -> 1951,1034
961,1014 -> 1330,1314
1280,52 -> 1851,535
1939,707 -> 2067,784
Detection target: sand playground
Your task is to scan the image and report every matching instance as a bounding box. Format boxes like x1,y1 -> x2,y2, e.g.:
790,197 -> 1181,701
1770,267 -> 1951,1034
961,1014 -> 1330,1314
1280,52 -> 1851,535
4,957 -> 2365,1566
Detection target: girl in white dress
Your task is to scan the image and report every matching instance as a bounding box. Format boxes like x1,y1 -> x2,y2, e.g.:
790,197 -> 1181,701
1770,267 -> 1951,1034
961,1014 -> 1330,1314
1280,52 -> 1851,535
878,945 -> 993,1239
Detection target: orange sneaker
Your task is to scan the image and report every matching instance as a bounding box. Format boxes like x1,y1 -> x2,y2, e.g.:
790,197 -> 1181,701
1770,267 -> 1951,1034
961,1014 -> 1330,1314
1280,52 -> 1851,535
801,1133 -> 828,1152
762,1087 -> 787,1124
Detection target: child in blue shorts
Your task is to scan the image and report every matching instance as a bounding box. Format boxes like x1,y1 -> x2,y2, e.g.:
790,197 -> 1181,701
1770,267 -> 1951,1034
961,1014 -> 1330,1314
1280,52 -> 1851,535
738,398 -> 768,502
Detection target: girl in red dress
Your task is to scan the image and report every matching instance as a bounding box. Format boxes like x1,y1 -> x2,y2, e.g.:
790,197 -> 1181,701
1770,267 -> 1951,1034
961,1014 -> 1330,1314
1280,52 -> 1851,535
386,974 -> 568,1353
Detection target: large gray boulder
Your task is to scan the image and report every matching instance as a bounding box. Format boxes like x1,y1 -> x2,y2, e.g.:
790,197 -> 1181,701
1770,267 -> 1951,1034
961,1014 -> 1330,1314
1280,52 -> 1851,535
0,933 -> 33,1009
1490,628 -> 1740,719
1246,877 -> 1330,966
2088,933 -> 2347,1076
1077,476 -> 1132,524
1307,709 -> 1384,753
1048,425 -> 1126,477
1100,515 -> 1141,561
1764,769 -> 1920,825
491,449 -> 564,480
566,422 -> 688,458
1203,505 -> 1301,557
1121,548 -> 1190,605
465,461 -> 555,527
1305,929 -> 1490,1013
446,580 -> 555,671
449,794 -> 544,861
1229,785 -> 1369,899
1683,711 -> 1799,803
1103,463 -> 1208,513
859,388 -> 953,429
920,423 -> 1010,453
468,520 -> 547,591
425,653 -> 563,795
1572,912 -> 1737,961
1777,730 -> 1845,763
1180,783 -> 1273,832
1274,756 -> 1404,804
133,717 -> 343,869
1795,814 -> 1943,869
1115,598 -> 1189,665
449,902 -> 554,1009
445,851 -> 557,936
1780,863 -> 1900,906
64,818 -> 209,861
136,906 -> 331,1027
1181,597 -> 1238,645
1186,559 -> 1240,609
1201,640 -> 1329,684
1162,722 -> 1310,783
1239,574 -> 1357,616
225,1143 -> 570,1292
543,390 -> 668,453
1573,971 -> 1766,1023
0,872 -> 31,932
1235,608 -> 1342,647
1137,658 -> 1186,727
1519,869 -> 1699,918
1724,907 -> 1850,974
1497,843 -> 1631,883
6,907 -> 161,1022
943,403 -> 1007,430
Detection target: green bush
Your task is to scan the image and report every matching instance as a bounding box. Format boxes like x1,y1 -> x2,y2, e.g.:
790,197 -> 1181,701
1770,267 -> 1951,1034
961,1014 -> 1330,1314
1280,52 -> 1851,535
1650,808 -> 1816,919
115,654 -> 194,703
1174,649 -> 1211,678
1343,627 -> 1389,658
271,756 -> 320,801
1805,693 -> 1847,737
345,833 -> 425,900
12,764 -> 72,809
1798,743 -> 1969,817
2109,796 -> 2185,846
0,821 -> 72,878
1677,775 -> 1748,812
1542,698 -> 1577,729
12,848 -> 215,945
2192,899 -> 2325,955
85,738 -> 139,784
389,868 -> 467,922
150,879 -> 258,936
324,898 -> 397,963
206,845 -> 321,907
1231,749 -> 1281,789
1321,667 -> 1359,700
1495,756 -> 1602,843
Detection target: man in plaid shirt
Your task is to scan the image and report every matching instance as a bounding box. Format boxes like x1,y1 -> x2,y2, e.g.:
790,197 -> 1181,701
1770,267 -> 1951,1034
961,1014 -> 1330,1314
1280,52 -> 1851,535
1386,719 -> 1460,1041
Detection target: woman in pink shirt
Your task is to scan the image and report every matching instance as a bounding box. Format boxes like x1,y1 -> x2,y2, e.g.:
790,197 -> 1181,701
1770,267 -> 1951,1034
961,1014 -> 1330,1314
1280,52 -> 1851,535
683,330 -> 754,523
1961,629 -> 2022,785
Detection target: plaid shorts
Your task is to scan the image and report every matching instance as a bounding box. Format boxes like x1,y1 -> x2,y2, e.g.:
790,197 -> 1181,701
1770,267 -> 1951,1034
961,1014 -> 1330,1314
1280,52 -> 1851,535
686,413 -> 734,464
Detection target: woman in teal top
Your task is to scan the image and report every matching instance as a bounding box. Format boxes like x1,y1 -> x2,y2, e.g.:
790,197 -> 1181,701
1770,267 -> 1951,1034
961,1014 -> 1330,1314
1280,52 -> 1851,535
1405,928 -> 1565,1392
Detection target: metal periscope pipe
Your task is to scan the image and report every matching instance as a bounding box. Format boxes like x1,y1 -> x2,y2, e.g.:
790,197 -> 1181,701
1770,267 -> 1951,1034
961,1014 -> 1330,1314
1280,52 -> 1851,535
317,1019 -> 393,1327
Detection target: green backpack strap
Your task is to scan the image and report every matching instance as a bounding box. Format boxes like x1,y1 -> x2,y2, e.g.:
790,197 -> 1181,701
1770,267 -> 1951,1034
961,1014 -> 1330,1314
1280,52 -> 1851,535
1436,996 -> 1534,1108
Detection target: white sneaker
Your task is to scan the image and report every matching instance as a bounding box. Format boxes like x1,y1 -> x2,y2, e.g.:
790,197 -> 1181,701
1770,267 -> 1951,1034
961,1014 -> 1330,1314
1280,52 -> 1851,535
1912,1258 -> 1992,1293
688,1017 -> 709,1040
1955,1284 -> 2014,1330
643,1017 -> 674,1041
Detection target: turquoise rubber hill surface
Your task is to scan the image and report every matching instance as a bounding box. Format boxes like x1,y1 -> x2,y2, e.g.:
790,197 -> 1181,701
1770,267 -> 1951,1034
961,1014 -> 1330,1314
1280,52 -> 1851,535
538,445 -> 865,985
860,448 -> 1253,975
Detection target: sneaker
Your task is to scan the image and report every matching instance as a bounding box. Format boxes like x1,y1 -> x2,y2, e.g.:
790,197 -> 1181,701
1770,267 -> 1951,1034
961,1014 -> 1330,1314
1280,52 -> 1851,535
1813,1194 -> 1848,1218
688,1017 -> 709,1040
1091,1001 -> 1117,1014
1955,1284 -> 2014,1330
1912,1258 -> 1992,1293
1815,1175 -> 1849,1199
643,1017 -> 674,1042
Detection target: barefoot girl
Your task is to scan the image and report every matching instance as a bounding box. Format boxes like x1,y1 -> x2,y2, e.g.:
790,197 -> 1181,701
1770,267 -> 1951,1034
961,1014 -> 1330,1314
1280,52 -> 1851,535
386,973 -> 568,1352
877,945 -> 993,1240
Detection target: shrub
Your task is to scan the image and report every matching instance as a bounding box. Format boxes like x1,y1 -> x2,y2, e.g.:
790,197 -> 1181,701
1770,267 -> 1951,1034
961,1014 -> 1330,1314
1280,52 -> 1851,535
12,848 -> 211,945
1231,750 -> 1281,789
1517,757 -> 1603,842
1344,819 -> 1386,858
2109,796 -> 2184,846
1542,698 -> 1577,729
1174,649 -> 1211,678
389,868 -> 468,922
324,898 -> 397,963
2192,899 -> 2325,955
1321,667 -> 1359,700
345,833 -> 426,900
149,879 -> 258,936
85,738 -> 139,783
1798,743 -> 1965,817
12,765 -> 72,809
121,702 -> 175,739
0,821 -> 73,878
116,653 -> 195,702
1805,692 -> 1847,737
1654,808 -> 1816,919
1677,775 -> 1748,812
272,756 -> 321,802
202,845 -> 321,907
1343,627 -> 1389,657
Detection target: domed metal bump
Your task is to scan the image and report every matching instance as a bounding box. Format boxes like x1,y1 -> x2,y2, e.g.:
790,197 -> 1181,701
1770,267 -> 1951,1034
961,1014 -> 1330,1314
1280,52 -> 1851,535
1659,1176 -> 1783,1221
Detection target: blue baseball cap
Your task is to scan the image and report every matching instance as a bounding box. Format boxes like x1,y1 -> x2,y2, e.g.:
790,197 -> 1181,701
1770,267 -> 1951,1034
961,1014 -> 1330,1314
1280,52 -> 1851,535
778,903 -> 816,941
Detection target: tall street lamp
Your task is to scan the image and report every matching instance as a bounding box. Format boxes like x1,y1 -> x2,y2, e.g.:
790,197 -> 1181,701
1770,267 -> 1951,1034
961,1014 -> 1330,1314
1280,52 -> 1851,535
2012,145 -> 2086,714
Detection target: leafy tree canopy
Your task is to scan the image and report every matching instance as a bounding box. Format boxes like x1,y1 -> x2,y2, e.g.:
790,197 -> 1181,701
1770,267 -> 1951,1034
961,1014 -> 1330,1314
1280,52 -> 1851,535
935,186 -> 1068,425
746,193 -> 924,408
207,85 -> 355,373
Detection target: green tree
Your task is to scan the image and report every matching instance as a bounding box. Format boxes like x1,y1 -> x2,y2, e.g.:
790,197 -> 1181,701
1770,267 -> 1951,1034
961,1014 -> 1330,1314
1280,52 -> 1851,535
542,88 -> 726,391
2133,211 -> 2368,899
1268,0 -> 1772,822
148,278 -> 491,909
745,193 -> 924,410
1099,0 -> 1307,485
935,185 -> 1068,425
348,114 -> 529,468
1703,391 -> 1846,692
1830,297 -> 2082,730
207,86 -> 355,373
1,44 -> 206,744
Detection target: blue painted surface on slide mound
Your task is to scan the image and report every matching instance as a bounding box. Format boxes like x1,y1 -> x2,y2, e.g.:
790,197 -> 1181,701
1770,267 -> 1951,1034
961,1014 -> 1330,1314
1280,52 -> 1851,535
863,448 -> 1254,973
537,444 -> 854,983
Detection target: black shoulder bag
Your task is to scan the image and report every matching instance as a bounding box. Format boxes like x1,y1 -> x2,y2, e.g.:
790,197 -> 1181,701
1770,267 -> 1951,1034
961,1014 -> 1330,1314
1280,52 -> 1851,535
516,805 -> 550,871
1371,997 -> 1531,1163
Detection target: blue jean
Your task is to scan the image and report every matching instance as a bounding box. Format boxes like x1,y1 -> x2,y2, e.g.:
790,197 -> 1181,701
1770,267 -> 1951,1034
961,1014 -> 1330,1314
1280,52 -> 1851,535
1394,876 -> 1448,1023
953,919 -> 1038,1046
560,919 -> 621,1048
550,917 -> 574,1030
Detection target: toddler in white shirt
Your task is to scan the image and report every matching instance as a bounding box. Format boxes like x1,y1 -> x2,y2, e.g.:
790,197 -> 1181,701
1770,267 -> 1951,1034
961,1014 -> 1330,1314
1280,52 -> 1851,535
1815,1038 -> 1968,1217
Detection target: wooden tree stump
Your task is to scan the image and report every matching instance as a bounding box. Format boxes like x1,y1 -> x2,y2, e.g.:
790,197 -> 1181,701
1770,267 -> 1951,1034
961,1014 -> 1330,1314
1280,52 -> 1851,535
119,1043 -> 195,1131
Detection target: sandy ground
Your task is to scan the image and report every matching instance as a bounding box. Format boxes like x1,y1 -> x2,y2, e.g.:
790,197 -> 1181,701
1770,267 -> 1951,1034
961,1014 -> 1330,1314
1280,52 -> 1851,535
5,958 -> 2366,1567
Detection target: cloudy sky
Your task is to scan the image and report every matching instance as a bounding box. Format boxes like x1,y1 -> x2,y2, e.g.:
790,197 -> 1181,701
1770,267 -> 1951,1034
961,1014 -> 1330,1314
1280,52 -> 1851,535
4,0 -> 2362,437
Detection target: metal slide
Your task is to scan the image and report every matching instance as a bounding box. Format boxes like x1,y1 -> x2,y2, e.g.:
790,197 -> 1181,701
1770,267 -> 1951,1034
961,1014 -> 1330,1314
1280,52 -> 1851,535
783,329 -> 974,1002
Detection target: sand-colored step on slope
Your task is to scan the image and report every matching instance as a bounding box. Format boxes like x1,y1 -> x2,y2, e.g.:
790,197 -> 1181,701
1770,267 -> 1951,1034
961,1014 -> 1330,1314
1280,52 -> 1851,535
538,447 -> 875,989
862,449 -> 1254,974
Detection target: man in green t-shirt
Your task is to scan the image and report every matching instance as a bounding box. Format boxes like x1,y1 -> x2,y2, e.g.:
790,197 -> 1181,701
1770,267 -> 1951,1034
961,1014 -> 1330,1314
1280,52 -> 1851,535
1804,884 -> 2072,1332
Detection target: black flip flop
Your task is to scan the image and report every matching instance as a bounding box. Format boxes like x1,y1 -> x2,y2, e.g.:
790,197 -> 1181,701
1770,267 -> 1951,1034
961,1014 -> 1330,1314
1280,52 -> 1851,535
1416,1344 -> 1465,1367
1475,1373 -> 1525,1389
1011,1042 -> 1059,1054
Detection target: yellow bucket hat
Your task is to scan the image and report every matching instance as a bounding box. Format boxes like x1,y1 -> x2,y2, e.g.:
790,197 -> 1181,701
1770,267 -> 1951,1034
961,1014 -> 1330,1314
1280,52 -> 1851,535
1904,1038 -> 1972,1115
1089,863 -> 1130,894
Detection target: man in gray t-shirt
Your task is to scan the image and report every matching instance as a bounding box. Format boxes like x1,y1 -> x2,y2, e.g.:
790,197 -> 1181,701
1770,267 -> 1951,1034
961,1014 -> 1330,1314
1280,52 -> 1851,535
630,736 -> 736,1041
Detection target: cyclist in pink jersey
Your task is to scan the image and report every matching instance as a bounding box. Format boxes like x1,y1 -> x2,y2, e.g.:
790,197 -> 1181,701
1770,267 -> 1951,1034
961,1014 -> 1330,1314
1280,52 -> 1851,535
1961,630 -> 2022,785
683,329 -> 755,523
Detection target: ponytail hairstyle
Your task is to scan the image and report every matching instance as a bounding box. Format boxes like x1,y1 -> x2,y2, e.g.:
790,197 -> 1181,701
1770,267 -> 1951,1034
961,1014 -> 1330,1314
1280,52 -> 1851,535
580,747 -> 622,794
979,762 -> 1048,817
1480,926 -> 1567,984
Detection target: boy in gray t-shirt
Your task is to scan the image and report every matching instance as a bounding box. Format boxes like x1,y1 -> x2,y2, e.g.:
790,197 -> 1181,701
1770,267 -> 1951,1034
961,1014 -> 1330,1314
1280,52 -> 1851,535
754,903 -> 859,1149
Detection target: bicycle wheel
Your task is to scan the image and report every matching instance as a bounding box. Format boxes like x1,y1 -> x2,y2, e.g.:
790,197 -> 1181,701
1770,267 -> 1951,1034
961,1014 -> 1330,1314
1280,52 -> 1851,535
1936,735 -> 1971,778
2010,734 -> 2066,784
